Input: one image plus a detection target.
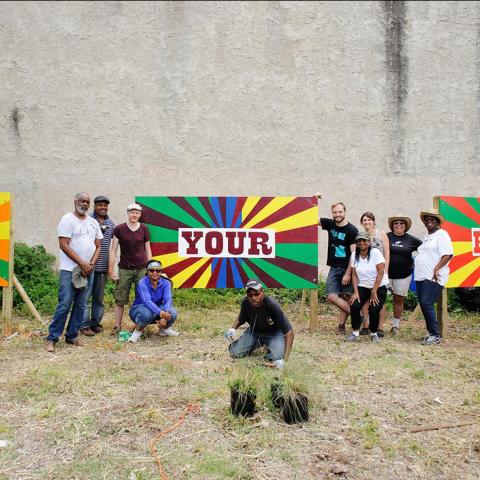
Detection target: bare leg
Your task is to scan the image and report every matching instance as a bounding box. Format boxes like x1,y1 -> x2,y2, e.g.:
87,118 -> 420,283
361,303 -> 369,329
114,304 -> 124,329
393,294 -> 404,322
327,293 -> 351,316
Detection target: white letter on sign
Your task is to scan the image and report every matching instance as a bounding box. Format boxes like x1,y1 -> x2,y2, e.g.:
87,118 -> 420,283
472,228 -> 480,256
178,228 -> 275,258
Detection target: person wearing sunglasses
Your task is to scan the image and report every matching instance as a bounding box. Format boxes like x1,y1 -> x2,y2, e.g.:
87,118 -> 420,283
225,279 -> 294,369
128,260 -> 179,342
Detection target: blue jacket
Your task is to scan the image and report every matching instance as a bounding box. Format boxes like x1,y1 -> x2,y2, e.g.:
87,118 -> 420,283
131,276 -> 173,315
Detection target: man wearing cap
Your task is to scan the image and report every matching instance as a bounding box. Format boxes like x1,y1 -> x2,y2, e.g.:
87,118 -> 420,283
127,259 -> 179,342
109,203 -> 152,334
225,279 -> 294,368
45,193 -> 103,352
319,201 -> 358,334
415,208 -> 453,345
78,195 -> 115,336
386,214 -> 422,334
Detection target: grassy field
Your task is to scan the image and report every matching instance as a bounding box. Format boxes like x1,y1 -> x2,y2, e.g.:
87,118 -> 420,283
0,301 -> 479,480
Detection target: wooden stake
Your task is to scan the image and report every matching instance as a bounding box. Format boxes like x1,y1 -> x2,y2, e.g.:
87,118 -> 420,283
309,289 -> 318,331
298,289 -> 307,322
13,275 -> 43,323
437,288 -> 448,338
1,194 -> 14,335
409,420 -> 476,433
407,304 -> 422,322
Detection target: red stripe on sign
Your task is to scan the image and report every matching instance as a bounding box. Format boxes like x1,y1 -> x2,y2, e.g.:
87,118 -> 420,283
179,258 -> 213,288
240,197 -> 273,228
263,257 -> 318,284
253,197 -> 307,229
151,243 -> 178,256
140,204 -> 190,231
442,221 -> 472,242
207,259 -> 223,288
242,259 -> 283,288
275,226 -> 318,243
441,196 -> 480,225
448,251 -> 474,273
231,197 -> 248,228
234,258 -> 249,285
459,267 -> 480,287
170,197 -> 210,228
198,197 -> 219,228
163,257 -> 201,278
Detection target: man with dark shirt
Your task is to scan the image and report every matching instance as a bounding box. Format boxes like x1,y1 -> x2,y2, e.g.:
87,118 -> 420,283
387,215 -> 422,333
109,203 -> 152,334
319,202 -> 358,334
225,279 -> 294,369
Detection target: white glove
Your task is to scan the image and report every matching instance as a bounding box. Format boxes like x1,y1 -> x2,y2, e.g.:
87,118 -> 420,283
224,328 -> 236,339
273,359 -> 285,369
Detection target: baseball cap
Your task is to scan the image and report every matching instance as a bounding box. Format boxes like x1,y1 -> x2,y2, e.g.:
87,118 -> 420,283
245,279 -> 263,291
94,195 -> 110,204
355,231 -> 371,242
127,203 -> 142,211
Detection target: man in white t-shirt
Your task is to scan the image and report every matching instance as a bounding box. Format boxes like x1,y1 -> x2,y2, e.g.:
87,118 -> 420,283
46,193 -> 103,352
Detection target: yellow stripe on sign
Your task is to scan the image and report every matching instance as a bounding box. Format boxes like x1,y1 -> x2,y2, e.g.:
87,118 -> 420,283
171,257 -> 210,288
194,263 -> 213,288
446,256 -> 480,288
452,241 -> 473,256
0,193 -> 10,204
264,206 -> 318,232
0,221 -> 10,240
242,197 -> 261,221
153,252 -> 184,269
243,197 -> 294,229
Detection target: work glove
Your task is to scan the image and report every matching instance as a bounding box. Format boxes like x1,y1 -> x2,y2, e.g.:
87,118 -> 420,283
224,328 -> 236,340
273,359 -> 285,369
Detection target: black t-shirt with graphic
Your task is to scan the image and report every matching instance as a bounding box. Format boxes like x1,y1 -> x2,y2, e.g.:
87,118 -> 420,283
387,232 -> 422,279
238,296 -> 292,334
320,218 -> 358,268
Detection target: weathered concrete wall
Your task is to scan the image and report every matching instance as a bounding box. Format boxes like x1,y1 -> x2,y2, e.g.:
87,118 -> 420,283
1,1 -> 479,271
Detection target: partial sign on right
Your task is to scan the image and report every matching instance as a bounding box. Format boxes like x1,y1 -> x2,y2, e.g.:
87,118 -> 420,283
438,196 -> 480,287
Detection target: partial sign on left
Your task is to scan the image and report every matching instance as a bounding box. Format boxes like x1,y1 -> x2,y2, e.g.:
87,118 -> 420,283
0,193 -> 11,287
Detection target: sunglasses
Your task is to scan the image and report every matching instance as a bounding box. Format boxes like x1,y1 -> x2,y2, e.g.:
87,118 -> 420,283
148,269 -> 162,273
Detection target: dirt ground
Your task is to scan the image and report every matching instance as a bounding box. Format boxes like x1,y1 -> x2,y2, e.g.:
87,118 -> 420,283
0,304 -> 479,480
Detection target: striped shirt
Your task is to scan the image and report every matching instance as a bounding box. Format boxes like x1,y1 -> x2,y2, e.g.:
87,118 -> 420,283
131,276 -> 173,315
90,213 -> 115,272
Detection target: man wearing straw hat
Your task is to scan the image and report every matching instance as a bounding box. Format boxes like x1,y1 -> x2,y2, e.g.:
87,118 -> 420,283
386,214 -> 422,334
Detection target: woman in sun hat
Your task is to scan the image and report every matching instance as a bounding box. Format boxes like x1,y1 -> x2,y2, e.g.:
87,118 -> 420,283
345,231 -> 389,343
414,208 -> 453,345
386,214 -> 422,334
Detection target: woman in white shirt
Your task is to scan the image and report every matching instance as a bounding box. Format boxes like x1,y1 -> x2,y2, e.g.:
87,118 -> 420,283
414,208 -> 453,345
346,232 -> 389,343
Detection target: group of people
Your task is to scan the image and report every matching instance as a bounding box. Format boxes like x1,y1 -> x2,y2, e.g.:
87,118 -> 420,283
320,202 -> 453,345
44,193 -> 453,364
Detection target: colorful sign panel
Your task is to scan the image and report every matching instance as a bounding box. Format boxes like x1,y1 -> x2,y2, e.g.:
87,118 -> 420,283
0,193 -> 11,287
135,196 -> 318,289
438,196 -> 480,287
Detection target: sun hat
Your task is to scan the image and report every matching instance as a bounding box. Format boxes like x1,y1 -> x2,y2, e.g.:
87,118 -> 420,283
127,203 -> 142,211
388,215 -> 412,232
419,208 -> 445,224
245,279 -> 263,291
355,231 -> 371,242
71,265 -> 88,289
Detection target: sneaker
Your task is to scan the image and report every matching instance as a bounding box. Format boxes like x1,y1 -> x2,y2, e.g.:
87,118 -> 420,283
360,328 -> 370,336
65,338 -> 84,346
345,334 -> 360,343
371,333 -> 380,343
336,323 -> 346,335
390,327 -> 399,335
159,327 -> 180,337
422,335 -> 441,345
128,330 -> 141,343
377,329 -> 385,338
45,341 -> 55,353
91,325 -> 104,334
80,328 -> 95,337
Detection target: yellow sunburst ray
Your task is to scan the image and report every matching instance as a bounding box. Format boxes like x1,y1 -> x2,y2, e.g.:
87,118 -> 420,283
243,197 -> 294,229
171,257 -> 210,288
262,207 -> 318,232
446,257 -> 480,288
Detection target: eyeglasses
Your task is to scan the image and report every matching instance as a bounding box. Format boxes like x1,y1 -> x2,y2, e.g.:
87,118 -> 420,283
148,269 -> 161,273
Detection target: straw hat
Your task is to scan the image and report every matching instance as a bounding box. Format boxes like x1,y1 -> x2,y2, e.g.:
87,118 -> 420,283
388,215 -> 412,232
419,208 -> 445,224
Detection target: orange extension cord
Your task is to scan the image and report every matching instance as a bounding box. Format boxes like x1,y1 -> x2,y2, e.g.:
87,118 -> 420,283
149,402 -> 200,480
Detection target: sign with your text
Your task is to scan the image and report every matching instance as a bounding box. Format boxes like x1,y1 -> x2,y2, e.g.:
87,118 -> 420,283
0,193 -> 11,287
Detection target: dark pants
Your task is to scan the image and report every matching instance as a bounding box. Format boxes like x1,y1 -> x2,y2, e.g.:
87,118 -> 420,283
80,271 -> 107,329
350,286 -> 387,333
416,280 -> 443,338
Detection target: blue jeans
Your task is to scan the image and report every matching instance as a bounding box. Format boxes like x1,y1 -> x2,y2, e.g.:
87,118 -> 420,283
416,280 -> 443,338
229,329 -> 285,361
129,304 -> 177,328
47,270 -> 92,343
80,271 -> 107,329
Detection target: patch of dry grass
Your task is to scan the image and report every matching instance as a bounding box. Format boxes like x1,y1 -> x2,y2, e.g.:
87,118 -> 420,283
0,304 -> 479,479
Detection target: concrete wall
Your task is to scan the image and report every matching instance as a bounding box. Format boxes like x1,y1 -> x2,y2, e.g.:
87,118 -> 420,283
1,1 -> 479,272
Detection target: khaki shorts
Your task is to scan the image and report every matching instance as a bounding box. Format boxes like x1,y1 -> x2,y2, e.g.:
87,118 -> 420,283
114,268 -> 147,305
389,275 -> 412,297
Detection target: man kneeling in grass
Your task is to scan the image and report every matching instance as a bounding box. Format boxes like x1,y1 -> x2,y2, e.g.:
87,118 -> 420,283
128,260 -> 179,342
225,279 -> 294,369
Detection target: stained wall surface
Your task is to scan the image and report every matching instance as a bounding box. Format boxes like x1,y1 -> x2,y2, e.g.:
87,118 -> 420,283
1,1 -> 479,272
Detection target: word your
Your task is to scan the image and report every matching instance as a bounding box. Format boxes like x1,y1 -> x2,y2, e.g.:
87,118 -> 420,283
178,228 -> 275,258
473,228 -> 480,256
